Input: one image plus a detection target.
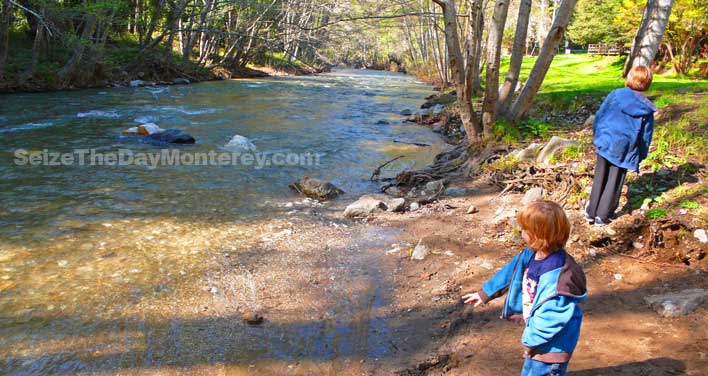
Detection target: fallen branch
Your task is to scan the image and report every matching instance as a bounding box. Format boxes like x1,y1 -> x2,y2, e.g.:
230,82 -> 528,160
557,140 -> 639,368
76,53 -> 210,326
371,155 -> 405,182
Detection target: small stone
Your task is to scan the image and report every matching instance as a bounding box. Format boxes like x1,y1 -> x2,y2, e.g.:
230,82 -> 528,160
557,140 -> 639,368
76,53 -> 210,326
679,209 -> 688,215
605,227 -> 616,236
411,240 -> 429,260
614,273 -> 623,280
409,202 -> 420,211
466,205 -> 479,214
522,187 -> 545,205
172,78 -> 191,85
694,229 -> 707,243
588,249 -> 597,257
632,241 -> 644,249
242,310 -> 264,325
57,260 -> 68,267
424,180 -> 445,193
210,287 -> 218,294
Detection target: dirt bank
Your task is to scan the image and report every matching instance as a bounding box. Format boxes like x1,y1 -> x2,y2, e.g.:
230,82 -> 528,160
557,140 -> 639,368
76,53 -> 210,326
369,183 -> 707,376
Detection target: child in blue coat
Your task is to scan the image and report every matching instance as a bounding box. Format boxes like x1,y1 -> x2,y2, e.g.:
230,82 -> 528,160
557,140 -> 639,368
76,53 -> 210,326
586,65 -> 657,225
463,201 -> 587,376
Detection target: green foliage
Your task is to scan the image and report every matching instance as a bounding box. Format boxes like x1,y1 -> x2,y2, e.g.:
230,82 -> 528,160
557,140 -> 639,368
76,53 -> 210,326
567,0 -> 626,46
519,119 -> 551,138
645,208 -> 668,219
494,120 -> 521,145
679,200 -> 700,209
483,155 -> 520,173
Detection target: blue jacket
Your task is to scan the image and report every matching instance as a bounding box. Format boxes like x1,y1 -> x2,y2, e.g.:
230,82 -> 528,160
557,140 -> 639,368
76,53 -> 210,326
593,87 -> 656,172
479,248 -> 587,362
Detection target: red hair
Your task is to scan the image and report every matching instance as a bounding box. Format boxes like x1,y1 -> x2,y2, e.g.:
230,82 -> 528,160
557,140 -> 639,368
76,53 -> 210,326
516,200 -> 570,253
626,65 -> 653,91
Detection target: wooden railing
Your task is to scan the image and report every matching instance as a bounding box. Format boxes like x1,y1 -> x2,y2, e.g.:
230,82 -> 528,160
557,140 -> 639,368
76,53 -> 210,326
588,44 -> 622,56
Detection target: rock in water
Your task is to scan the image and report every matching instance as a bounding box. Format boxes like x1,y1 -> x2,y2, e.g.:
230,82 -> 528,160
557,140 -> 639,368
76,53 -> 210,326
242,310 -> 264,325
289,177 -> 344,200
147,128 -> 196,144
224,135 -> 256,152
644,289 -> 708,317
130,80 -> 146,87
172,78 -> 191,85
400,109 -> 413,116
536,136 -> 579,165
523,187 -> 545,204
137,123 -> 163,135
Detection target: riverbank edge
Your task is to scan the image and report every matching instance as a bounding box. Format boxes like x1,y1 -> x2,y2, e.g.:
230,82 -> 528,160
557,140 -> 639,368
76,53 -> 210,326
0,62 -> 330,94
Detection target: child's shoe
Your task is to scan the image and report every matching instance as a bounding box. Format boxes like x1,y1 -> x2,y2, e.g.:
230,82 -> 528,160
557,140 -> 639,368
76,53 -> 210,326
594,216 -> 610,226
584,202 -> 594,224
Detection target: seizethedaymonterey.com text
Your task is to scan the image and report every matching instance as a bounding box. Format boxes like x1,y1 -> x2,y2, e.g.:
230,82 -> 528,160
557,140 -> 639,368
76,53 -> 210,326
13,149 -> 323,169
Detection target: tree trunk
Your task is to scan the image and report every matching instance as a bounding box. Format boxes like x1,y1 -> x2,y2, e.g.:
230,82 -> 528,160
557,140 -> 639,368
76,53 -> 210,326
0,0 -> 11,81
432,0 -> 483,143
510,0 -> 578,121
481,0 -> 511,139
497,0 -> 532,116
58,16 -> 97,85
538,0 -> 549,51
465,0 -> 484,96
623,0 -> 674,76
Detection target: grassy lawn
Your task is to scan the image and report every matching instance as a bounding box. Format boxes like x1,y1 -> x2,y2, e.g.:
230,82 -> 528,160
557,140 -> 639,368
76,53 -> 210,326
508,54 -> 708,219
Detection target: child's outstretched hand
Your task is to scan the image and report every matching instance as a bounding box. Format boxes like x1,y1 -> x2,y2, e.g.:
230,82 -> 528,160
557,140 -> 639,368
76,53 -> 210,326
462,292 -> 484,307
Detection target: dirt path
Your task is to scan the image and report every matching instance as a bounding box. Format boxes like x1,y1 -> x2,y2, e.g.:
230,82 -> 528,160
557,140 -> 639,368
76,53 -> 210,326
373,185 -> 708,376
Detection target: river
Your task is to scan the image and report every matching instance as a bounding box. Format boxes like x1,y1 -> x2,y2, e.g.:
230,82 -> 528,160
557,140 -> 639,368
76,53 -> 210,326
0,69 -> 448,375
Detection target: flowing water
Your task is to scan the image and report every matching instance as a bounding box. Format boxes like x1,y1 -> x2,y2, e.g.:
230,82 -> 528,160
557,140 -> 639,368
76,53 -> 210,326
0,70 -> 447,374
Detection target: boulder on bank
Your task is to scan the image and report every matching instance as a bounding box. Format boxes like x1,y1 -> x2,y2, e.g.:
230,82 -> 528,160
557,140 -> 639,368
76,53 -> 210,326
644,289 -> 708,317
536,136 -> 579,165
290,177 -> 344,200
224,135 -> 256,152
147,128 -> 196,144
343,194 -> 406,218
512,142 -> 544,162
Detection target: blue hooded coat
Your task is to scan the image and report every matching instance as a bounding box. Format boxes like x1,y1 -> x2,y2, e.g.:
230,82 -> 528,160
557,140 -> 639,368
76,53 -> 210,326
593,87 -> 657,172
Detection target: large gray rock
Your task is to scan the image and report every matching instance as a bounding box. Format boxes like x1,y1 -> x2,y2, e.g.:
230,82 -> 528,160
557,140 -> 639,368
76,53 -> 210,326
513,143 -> 544,162
343,194 -> 406,218
424,180 -> 445,193
224,135 -> 256,152
644,289 -> 708,317
344,195 -> 386,218
536,136 -> 579,165
445,186 -> 469,197
583,115 -> 595,128
523,187 -> 545,205
290,177 -> 344,200
147,128 -> 195,144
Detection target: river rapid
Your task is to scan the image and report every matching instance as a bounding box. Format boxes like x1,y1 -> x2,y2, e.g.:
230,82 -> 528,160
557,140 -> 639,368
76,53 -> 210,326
0,69 -> 448,375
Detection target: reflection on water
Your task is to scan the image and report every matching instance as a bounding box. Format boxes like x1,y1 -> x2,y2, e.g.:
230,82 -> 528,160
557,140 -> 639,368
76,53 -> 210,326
0,70 -> 446,374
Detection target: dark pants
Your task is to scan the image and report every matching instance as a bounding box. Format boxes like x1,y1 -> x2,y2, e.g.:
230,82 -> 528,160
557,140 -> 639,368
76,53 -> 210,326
587,155 -> 627,222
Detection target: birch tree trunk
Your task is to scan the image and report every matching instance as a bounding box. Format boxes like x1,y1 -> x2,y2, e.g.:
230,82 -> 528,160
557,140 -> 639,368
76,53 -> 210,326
465,0 -> 484,96
497,0 -> 532,116
623,0 -> 674,76
0,0 -> 11,81
432,0 -> 483,143
481,0 -> 510,139
510,0 -> 578,121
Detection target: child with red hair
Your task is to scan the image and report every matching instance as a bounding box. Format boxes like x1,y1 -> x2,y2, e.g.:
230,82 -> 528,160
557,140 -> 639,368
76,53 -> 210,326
463,200 -> 587,376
